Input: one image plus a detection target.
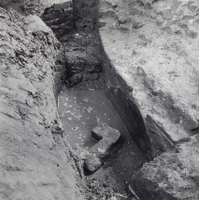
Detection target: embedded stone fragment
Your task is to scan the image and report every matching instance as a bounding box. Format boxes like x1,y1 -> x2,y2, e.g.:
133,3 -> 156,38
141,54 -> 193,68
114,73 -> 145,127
84,122 -> 121,174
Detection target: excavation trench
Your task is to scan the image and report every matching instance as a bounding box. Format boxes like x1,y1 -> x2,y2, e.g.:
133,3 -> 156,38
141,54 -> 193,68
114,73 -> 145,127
42,0 -> 150,198
39,0 -> 198,198
40,1 -> 151,199
55,41 -> 150,197
1,0 -> 197,199
54,23 -> 150,200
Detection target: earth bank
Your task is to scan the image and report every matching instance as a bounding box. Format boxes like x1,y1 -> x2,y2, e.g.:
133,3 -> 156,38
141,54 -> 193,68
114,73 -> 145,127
0,6 -> 85,200
99,0 -> 199,199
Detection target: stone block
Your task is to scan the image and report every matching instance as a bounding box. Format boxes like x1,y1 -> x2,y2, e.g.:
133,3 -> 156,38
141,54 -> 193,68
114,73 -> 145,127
84,122 -> 121,174
84,154 -> 102,173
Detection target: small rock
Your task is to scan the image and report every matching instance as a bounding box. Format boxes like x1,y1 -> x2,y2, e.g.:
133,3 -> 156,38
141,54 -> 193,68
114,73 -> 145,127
51,124 -> 64,137
91,122 -> 121,142
84,154 -> 102,173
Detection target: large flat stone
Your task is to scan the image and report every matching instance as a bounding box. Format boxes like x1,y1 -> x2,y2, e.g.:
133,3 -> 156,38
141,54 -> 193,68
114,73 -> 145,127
84,122 -> 121,174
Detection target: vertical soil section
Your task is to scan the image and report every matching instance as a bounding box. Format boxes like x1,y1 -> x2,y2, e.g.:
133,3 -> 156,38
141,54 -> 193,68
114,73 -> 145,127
0,7 -> 85,200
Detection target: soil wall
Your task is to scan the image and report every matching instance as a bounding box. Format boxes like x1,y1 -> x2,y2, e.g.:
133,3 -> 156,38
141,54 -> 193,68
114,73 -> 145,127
0,7 -> 85,200
101,48 -> 151,153
99,0 -> 199,199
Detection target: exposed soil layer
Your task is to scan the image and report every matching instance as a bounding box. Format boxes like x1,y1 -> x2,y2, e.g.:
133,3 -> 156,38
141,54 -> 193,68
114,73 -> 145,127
99,0 -> 199,143
41,0 -> 105,91
0,0 -> 71,15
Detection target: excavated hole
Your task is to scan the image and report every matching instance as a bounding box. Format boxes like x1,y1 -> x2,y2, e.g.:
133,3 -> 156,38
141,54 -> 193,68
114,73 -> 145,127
42,1 -> 150,199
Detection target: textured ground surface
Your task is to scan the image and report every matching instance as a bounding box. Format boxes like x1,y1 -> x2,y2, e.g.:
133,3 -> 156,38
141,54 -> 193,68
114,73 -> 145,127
99,0 -> 199,199
130,134 -> 199,200
0,0 -> 71,15
0,7 -> 85,200
99,0 -> 199,142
